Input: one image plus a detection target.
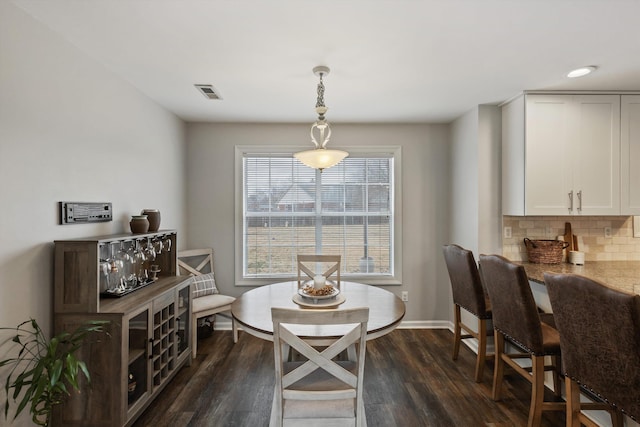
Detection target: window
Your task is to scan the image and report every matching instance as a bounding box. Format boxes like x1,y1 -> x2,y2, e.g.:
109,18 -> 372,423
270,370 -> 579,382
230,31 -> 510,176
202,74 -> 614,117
235,146 -> 402,285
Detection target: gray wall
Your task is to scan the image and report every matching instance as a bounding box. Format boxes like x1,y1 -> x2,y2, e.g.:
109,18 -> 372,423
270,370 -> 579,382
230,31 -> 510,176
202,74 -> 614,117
0,8 -> 186,426
449,105 -> 502,258
185,122 -> 452,324
448,105 -> 501,331
450,109 -> 480,254
477,105 -> 502,256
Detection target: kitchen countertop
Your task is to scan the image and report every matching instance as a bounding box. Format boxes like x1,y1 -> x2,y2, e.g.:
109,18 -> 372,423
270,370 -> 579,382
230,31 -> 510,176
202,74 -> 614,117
520,261 -> 640,295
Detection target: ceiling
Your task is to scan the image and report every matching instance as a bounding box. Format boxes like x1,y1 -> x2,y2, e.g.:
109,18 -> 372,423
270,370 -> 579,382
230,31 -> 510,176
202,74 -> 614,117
12,0 -> 640,124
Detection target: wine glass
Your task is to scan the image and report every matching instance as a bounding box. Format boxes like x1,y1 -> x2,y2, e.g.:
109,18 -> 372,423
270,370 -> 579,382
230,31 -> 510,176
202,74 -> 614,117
99,259 -> 111,292
132,240 -> 147,284
108,242 -> 125,292
162,235 -> 172,254
143,237 -> 156,271
99,243 -> 112,292
152,237 -> 164,256
118,241 -> 136,288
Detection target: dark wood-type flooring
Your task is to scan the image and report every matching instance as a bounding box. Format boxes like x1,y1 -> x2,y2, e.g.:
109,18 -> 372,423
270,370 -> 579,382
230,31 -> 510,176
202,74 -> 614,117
133,329 -> 566,427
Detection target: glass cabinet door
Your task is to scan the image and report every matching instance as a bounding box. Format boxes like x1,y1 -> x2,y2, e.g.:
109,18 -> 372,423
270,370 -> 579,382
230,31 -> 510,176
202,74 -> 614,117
176,284 -> 191,357
127,305 -> 150,412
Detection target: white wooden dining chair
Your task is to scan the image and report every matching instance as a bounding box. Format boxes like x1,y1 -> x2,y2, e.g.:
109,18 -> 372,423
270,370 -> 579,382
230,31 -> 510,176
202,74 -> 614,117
270,307 -> 369,427
178,248 -> 237,358
297,255 -> 341,290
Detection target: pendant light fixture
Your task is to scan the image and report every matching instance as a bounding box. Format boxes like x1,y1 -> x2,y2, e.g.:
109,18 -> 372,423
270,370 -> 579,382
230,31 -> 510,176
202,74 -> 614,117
294,66 -> 348,171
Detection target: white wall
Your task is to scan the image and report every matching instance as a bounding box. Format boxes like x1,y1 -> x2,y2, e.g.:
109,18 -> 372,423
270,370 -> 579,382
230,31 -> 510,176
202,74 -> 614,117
449,105 -> 501,256
450,109 -> 480,254
0,5 -> 186,424
185,123 -> 452,323
448,105 -> 501,333
477,105 -> 502,255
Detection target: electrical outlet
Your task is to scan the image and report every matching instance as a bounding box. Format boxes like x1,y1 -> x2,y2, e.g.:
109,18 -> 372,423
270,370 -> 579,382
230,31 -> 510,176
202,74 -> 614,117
545,227 -> 553,237
503,226 -> 512,239
401,291 -> 408,302
604,227 -> 612,238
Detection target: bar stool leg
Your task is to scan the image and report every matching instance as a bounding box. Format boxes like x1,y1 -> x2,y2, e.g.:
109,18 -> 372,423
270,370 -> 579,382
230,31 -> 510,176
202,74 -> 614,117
611,409 -> 623,427
528,355 -> 545,427
565,377 -> 581,427
552,354 -> 561,397
475,318 -> 487,382
452,304 -> 462,360
492,331 -> 505,401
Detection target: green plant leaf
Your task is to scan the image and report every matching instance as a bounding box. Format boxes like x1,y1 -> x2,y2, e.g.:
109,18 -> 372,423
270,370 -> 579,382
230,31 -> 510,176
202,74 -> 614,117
14,381 -> 33,421
57,380 -> 69,396
13,366 -> 37,398
49,336 -> 59,354
50,359 -> 62,388
78,361 -> 90,385
31,375 -> 47,412
4,375 -> 11,418
65,354 -> 79,389
0,358 -> 18,367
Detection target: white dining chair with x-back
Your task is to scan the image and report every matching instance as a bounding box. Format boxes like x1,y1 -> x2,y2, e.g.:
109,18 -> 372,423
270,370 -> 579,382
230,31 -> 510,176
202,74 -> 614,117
270,306 -> 369,427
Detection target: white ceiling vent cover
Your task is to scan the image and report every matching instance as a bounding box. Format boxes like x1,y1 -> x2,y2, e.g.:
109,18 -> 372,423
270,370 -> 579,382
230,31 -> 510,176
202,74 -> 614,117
194,84 -> 222,100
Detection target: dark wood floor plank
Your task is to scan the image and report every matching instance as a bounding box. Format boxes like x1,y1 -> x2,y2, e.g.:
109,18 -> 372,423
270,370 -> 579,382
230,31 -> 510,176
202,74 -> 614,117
133,329 -> 567,427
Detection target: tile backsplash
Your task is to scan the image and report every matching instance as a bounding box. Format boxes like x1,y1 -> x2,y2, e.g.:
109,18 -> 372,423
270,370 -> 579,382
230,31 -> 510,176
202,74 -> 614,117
503,216 -> 640,262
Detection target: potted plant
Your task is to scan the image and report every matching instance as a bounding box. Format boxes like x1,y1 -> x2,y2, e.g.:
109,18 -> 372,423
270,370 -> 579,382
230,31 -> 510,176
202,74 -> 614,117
0,318 -> 108,426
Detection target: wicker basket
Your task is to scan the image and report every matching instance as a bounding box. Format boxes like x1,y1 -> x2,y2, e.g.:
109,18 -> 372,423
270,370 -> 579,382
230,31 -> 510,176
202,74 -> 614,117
523,238 -> 569,264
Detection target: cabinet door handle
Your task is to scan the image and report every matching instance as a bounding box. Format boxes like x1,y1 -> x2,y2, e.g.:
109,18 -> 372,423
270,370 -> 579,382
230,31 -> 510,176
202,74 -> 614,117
568,191 -> 574,213
149,338 -> 153,359
577,190 -> 582,213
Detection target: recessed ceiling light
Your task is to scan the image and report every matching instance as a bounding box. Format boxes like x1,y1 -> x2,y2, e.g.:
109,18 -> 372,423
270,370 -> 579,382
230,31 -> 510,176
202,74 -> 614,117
567,66 -> 597,78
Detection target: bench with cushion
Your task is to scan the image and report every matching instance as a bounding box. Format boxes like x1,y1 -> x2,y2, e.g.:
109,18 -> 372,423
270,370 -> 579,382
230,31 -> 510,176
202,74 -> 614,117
178,248 -> 237,358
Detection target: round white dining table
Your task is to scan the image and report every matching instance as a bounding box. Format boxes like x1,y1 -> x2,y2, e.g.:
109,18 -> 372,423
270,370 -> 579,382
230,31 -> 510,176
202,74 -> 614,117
231,281 -> 406,342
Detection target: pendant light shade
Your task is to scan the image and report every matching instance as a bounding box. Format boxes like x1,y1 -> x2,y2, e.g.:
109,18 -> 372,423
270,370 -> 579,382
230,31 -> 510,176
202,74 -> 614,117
294,148 -> 349,170
293,66 -> 348,171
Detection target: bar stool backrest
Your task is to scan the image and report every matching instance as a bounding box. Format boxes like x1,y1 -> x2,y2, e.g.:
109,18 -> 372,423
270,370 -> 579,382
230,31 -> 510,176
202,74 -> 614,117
442,244 -> 490,319
545,272 -> 640,421
479,254 -> 545,354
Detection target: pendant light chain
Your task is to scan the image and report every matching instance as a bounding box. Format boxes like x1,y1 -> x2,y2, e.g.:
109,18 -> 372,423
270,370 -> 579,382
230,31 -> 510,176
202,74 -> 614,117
316,73 -> 326,116
293,66 -> 348,171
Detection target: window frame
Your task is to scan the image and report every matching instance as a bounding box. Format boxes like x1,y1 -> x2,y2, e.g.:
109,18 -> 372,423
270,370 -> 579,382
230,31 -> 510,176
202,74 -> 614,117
234,145 -> 402,286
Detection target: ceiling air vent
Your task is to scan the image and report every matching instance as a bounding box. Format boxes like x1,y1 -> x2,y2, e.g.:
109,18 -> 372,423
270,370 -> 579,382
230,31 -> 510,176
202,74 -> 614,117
194,84 -> 222,100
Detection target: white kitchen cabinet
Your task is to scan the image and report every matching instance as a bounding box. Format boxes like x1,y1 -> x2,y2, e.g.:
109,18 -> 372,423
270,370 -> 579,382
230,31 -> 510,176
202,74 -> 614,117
502,93 -> 620,216
621,95 -> 640,215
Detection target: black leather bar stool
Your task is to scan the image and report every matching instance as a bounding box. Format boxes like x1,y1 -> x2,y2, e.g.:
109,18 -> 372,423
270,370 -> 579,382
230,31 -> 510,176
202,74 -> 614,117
479,254 -> 563,427
545,272 -> 638,427
442,244 -> 493,382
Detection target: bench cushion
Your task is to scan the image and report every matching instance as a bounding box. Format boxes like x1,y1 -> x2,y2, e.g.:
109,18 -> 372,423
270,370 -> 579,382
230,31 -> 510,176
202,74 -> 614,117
192,293 -> 235,314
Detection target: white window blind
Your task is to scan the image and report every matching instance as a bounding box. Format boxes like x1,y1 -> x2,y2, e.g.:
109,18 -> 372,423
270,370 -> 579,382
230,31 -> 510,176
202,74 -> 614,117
242,153 -> 394,279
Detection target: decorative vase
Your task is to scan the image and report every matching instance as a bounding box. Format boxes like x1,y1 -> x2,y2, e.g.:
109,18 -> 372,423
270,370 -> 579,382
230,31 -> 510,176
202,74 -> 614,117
130,215 -> 149,234
141,209 -> 161,232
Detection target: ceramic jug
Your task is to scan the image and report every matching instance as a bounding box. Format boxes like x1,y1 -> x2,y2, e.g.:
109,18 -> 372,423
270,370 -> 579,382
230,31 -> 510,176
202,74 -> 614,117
141,209 -> 161,232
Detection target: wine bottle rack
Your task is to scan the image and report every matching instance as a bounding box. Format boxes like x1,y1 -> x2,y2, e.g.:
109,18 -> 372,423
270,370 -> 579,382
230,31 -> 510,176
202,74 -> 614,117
152,301 -> 176,388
